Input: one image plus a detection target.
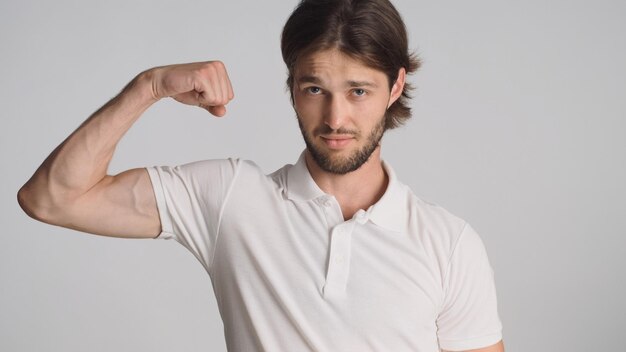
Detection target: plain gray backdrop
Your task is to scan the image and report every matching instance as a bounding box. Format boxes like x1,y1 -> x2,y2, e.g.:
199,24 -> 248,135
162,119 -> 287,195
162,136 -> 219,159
2,0 -> 625,351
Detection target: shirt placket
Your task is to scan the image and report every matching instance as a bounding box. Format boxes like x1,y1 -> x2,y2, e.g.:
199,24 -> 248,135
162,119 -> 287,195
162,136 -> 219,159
319,196 -> 368,299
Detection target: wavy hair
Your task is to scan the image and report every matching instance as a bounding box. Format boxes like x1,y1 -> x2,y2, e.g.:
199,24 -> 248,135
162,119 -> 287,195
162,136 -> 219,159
281,0 -> 421,129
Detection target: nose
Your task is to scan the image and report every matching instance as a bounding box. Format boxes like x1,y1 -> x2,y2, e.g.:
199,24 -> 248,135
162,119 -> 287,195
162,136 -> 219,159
324,95 -> 350,131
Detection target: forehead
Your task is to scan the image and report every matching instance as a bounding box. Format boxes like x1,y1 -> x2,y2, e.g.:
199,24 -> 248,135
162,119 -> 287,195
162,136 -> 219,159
294,48 -> 386,84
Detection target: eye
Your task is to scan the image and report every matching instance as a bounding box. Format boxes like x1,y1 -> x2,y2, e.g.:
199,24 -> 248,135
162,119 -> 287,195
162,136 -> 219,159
353,88 -> 367,97
306,86 -> 322,95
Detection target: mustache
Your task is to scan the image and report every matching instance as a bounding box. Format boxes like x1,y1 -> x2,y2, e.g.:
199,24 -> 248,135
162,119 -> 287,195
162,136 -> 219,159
313,125 -> 359,136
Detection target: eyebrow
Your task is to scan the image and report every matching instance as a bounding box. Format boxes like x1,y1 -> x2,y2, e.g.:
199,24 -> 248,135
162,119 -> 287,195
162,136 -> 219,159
347,80 -> 378,88
297,75 -> 322,84
297,75 -> 378,88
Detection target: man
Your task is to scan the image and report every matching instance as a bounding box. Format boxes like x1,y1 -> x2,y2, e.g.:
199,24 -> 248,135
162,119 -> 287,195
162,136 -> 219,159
18,0 -> 504,351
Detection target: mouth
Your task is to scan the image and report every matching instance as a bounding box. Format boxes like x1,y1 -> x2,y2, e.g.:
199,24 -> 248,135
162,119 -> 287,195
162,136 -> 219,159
320,135 -> 355,149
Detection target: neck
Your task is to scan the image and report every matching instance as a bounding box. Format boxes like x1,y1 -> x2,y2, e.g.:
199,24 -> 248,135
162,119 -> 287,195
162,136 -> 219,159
305,147 -> 388,220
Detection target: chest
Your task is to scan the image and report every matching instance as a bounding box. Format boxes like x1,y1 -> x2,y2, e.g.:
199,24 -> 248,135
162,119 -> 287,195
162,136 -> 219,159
211,188 -> 444,336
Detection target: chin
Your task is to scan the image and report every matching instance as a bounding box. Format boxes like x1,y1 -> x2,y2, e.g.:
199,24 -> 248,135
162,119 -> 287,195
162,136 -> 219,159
307,144 -> 374,175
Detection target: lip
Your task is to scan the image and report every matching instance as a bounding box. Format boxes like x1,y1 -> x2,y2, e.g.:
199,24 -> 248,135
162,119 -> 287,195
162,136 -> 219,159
320,135 -> 354,149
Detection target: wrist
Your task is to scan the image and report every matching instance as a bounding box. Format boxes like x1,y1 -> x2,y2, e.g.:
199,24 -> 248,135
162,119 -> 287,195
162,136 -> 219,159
127,69 -> 161,108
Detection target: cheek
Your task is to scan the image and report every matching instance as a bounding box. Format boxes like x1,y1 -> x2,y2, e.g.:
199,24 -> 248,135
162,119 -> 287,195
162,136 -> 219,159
294,90 -> 313,106
293,91 -> 307,112
294,95 -> 322,120
355,97 -> 388,120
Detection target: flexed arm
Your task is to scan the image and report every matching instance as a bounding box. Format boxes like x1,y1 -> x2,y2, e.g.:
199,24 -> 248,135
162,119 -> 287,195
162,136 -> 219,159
17,61 -> 234,238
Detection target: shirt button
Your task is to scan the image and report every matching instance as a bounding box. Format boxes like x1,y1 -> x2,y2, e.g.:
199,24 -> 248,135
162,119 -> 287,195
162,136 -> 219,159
323,199 -> 332,207
356,212 -> 368,224
335,255 -> 345,264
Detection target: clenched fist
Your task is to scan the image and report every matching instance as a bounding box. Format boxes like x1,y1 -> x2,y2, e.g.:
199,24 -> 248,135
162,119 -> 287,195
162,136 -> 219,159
148,61 -> 234,117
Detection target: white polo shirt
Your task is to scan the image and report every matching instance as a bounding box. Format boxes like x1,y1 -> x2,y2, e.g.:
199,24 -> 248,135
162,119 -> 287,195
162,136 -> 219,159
146,153 -> 502,352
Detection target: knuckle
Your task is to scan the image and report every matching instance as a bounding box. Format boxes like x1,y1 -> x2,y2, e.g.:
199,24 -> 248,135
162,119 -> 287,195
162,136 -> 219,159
197,61 -> 225,77
204,96 -> 222,106
210,60 -> 225,69
203,96 -> 216,105
207,61 -> 226,75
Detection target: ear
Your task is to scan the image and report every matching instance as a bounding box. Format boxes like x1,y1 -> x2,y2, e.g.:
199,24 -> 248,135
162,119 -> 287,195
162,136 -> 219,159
387,67 -> 406,109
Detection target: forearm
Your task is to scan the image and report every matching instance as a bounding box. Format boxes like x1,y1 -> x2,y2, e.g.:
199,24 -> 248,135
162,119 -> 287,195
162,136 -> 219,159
18,60 -> 233,229
19,70 -> 157,219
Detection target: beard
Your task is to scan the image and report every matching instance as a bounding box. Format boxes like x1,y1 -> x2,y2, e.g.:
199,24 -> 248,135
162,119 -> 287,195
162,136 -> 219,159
297,114 -> 386,175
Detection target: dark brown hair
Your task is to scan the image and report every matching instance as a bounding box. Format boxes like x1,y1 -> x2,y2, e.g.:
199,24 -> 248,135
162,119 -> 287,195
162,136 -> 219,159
281,0 -> 420,130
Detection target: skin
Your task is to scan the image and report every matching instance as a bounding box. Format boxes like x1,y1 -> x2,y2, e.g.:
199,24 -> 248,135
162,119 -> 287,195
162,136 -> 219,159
293,50 -> 504,352
443,341 -> 505,352
17,61 -> 234,238
18,53 -> 504,352
292,48 -> 404,219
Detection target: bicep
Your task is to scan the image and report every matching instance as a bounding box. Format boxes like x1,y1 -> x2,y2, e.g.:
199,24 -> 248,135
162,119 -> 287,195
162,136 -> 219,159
62,168 -> 161,238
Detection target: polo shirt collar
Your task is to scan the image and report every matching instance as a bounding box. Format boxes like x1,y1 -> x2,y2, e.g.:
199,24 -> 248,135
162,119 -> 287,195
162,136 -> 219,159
286,151 -> 409,233
286,151 -> 326,201
366,161 -> 408,233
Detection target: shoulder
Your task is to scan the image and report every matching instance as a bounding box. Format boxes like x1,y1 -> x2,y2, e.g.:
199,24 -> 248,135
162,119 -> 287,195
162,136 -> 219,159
382,162 -> 467,247
149,158 -> 241,178
401,185 -> 469,256
175,158 -> 269,182
208,159 -> 295,200
268,162 -> 293,187
167,158 -> 293,190
410,191 -> 465,228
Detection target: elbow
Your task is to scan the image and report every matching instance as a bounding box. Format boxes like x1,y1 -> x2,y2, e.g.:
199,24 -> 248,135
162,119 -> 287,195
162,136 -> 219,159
17,184 -> 43,221
17,183 -> 59,224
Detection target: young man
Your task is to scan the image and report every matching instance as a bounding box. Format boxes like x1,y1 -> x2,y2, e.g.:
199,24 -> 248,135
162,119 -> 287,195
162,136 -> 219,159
18,0 -> 503,351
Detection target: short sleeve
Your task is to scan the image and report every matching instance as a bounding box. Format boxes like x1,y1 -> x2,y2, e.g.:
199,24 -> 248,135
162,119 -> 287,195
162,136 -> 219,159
436,223 -> 503,351
146,158 -> 240,272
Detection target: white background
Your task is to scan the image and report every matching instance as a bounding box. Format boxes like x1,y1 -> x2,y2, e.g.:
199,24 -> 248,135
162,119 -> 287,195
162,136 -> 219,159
1,0 -> 625,351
